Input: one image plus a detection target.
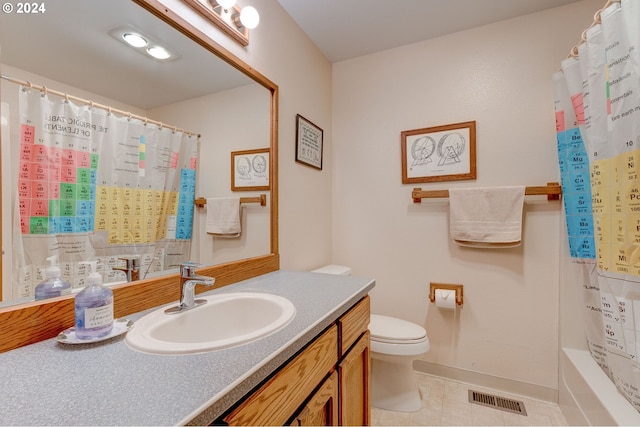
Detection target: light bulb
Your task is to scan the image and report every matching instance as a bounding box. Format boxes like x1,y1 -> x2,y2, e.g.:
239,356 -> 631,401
147,46 -> 171,60
216,0 -> 236,9
123,33 -> 147,48
239,6 -> 259,29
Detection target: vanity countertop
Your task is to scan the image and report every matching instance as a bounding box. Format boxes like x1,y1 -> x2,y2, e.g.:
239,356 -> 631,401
0,270 -> 375,426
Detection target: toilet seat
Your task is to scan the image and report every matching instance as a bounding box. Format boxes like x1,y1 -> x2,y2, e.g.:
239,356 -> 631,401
370,314 -> 426,341
369,314 -> 429,356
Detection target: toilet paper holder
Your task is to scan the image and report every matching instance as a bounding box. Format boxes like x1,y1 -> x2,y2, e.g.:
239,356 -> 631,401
429,282 -> 464,305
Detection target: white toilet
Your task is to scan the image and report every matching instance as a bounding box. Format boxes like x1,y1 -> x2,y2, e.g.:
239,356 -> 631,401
311,265 -> 430,412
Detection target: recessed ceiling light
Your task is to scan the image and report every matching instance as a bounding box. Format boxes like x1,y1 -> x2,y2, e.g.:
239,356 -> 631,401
122,33 -> 147,48
147,46 -> 171,60
109,25 -> 179,62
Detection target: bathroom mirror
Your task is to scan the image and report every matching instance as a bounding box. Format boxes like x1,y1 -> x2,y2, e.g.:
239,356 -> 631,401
0,0 -> 278,314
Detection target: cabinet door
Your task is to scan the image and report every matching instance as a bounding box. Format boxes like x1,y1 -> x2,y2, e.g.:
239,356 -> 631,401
338,330 -> 370,426
290,371 -> 339,426
224,325 -> 338,426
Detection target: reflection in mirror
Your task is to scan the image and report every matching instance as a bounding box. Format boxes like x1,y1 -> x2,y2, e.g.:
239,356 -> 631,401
0,0 -> 272,307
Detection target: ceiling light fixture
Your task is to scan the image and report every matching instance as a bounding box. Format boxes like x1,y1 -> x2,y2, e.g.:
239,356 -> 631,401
183,0 -> 259,46
146,46 -> 171,60
108,26 -> 179,62
122,33 -> 148,48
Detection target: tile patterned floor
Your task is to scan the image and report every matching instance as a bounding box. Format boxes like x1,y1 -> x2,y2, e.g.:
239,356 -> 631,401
371,372 -> 568,426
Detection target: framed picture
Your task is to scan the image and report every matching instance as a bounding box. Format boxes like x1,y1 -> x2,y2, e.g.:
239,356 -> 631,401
295,114 -> 323,170
231,148 -> 270,191
401,121 -> 476,184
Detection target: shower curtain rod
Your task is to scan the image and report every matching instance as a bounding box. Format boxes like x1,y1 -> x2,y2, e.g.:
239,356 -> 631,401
1,74 -> 200,138
567,0 -> 621,58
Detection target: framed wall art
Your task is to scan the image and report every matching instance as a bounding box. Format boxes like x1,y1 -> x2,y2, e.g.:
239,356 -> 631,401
401,121 -> 476,184
231,148 -> 270,191
295,114 -> 323,170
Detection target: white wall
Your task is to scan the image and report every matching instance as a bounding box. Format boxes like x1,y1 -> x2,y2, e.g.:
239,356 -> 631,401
332,0 -> 601,394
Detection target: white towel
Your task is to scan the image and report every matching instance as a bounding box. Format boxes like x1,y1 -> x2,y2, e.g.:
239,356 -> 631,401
206,197 -> 241,237
449,186 -> 525,248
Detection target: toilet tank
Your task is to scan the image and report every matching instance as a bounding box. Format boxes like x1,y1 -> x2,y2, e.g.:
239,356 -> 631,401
311,265 -> 352,276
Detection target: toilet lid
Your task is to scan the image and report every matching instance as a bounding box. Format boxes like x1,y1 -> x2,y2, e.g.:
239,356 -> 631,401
369,314 -> 426,341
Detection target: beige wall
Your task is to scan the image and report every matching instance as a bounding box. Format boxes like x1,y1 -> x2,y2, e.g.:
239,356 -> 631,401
332,0 -> 601,393
164,0 -> 603,395
158,0 -> 335,270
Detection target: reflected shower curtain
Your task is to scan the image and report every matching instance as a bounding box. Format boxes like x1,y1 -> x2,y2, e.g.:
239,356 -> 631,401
13,89 -> 198,298
554,0 -> 640,410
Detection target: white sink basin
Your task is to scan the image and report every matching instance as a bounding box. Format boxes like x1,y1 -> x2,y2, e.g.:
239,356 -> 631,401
125,292 -> 296,354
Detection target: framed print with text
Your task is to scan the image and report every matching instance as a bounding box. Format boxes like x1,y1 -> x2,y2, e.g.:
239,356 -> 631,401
295,114 -> 323,170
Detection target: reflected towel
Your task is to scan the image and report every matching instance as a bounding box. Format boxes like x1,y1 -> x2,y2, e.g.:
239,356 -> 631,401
206,197 -> 241,237
449,186 -> 525,248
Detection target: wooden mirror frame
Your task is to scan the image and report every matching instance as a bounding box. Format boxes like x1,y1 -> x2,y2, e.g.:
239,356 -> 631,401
0,0 -> 279,353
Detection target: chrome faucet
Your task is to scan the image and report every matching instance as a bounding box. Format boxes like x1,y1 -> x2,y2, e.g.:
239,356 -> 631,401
113,257 -> 139,282
165,262 -> 215,314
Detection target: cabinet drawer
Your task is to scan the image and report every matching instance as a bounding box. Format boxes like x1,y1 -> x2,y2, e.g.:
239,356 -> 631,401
338,296 -> 370,356
224,325 -> 338,426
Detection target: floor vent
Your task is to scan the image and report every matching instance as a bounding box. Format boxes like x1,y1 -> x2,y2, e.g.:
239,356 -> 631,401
468,390 -> 527,416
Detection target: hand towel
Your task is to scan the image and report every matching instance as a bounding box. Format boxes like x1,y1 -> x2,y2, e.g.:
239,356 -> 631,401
206,197 -> 241,237
449,186 -> 525,248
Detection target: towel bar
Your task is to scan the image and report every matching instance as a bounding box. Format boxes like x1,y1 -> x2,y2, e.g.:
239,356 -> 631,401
411,182 -> 562,203
194,194 -> 267,208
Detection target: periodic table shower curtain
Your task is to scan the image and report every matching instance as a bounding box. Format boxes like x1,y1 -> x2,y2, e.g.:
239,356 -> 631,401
13,87 -> 198,298
554,0 -> 640,411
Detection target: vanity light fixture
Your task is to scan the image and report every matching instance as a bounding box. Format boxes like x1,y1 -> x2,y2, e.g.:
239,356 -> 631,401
108,26 -> 179,62
182,0 -> 260,46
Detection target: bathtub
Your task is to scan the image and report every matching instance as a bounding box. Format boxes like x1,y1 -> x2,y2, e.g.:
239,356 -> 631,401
560,348 -> 640,425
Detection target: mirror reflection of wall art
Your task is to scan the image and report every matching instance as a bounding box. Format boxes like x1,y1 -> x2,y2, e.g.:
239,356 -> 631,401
295,114 -> 323,170
401,121 -> 476,184
231,148 -> 270,191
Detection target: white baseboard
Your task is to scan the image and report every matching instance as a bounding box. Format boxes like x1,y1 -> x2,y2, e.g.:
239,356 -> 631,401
413,360 -> 559,403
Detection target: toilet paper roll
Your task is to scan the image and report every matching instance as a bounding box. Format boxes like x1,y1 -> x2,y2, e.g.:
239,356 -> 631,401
435,289 -> 457,310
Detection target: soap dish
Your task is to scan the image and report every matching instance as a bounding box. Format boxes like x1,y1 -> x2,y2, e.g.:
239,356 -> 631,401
56,318 -> 133,345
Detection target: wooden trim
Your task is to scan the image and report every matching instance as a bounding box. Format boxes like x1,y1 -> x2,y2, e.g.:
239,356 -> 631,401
270,85 -> 279,256
0,254 -> 279,353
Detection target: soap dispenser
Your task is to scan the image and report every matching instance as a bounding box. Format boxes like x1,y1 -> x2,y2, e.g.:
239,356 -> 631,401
34,256 -> 72,300
75,261 -> 114,340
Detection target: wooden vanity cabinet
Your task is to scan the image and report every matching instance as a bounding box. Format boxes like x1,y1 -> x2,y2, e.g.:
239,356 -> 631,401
221,296 -> 370,426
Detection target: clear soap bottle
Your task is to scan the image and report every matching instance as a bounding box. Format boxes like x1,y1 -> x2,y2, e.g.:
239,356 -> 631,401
34,256 -> 71,300
74,261 -> 114,340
